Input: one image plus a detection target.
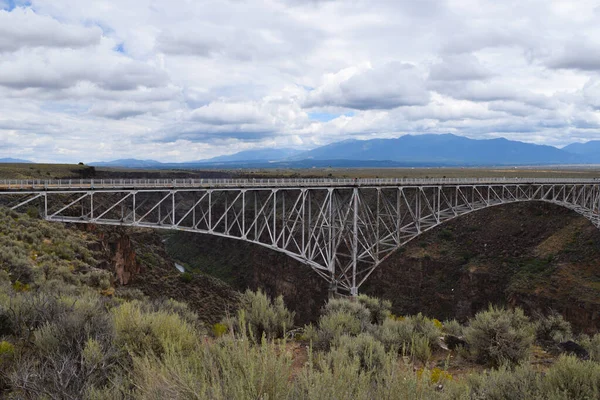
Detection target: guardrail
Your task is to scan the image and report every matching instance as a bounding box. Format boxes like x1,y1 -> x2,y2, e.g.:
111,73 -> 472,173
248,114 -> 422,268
0,177 -> 599,191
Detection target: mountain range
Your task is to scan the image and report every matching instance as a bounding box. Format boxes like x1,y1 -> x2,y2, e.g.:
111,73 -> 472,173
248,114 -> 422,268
0,158 -> 33,163
83,133 -> 600,168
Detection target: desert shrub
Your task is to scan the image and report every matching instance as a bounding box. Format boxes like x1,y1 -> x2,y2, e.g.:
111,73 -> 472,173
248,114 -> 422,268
335,333 -> 387,372
405,313 -> 443,344
465,306 -> 535,367
310,310 -> 363,348
371,314 -> 440,364
467,363 -> 541,400
579,334 -> 600,362
112,301 -> 198,357
294,345 -> 452,400
212,323 -> 228,338
114,287 -> 147,302
133,336 -> 293,400
357,295 -> 392,325
294,345 -> 373,400
410,335 -> 432,364
146,298 -> 201,328
7,293 -> 122,399
541,355 -> 600,399
80,268 -> 112,290
535,312 -> 573,343
443,319 -> 464,337
228,289 -> 295,341
373,317 -> 415,352
0,291 -> 74,339
0,245 -> 34,283
323,297 -> 371,331
179,271 -> 193,283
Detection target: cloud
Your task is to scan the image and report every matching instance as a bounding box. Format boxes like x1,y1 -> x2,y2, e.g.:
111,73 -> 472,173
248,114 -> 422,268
88,102 -> 169,119
546,37 -> 600,71
429,54 -> 492,81
0,8 -> 101,52
0,45 -> 169,90
190,102 -> 267,125
304,63 -> 431,110
1,1 -> 600,162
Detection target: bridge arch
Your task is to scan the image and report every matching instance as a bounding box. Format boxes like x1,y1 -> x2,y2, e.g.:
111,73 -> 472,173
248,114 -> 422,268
2,178 -> 599,295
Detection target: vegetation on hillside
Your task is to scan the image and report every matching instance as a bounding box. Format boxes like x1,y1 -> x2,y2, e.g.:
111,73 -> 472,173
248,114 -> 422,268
3,207 -> 600,398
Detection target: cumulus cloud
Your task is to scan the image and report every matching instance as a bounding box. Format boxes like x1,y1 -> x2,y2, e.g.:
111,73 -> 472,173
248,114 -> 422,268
0,45 -> 169,91
0,0 -> 600,162
429,54 -> 492,81
546,37 -> 600,71
304,63 -> 430,110
0,8 -> 101,52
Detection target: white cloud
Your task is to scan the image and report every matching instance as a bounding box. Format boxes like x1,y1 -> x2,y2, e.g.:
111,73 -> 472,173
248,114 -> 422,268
304,62 -> 430,110
0,0 -> 599,162
0,8 -> 101,52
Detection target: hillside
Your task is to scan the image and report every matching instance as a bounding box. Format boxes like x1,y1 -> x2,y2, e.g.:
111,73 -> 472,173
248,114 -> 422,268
4,206 -> 600,397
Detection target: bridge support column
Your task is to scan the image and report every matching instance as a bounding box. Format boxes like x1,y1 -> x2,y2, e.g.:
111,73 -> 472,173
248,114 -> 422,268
351,187 -> 359,297
328,280 -> 338,297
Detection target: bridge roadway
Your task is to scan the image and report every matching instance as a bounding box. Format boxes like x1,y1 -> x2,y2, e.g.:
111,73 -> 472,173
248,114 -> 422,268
1,177 -> 599,295
0,177 -> 599,190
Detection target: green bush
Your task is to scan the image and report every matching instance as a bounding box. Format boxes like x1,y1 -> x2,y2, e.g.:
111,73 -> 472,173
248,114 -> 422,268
579,334 -> 600,362
335,333 -> 387,372
323,297 -> 371,331
309,310 -> 363,348
465,306 -> 535,367
467,363 -> 541,400
112,300 -> 198,357
228,289 -> 295,341
357,295 -> 392,325
179,271 -> 193,283
541,355 -> 600,399
535,312 -> 572,343
443,319 -> 464,337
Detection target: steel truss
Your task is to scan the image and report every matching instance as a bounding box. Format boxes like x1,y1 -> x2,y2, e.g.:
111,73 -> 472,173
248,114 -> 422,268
2,179 -> 600,295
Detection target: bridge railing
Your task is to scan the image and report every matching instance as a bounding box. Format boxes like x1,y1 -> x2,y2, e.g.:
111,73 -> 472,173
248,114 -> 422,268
0,177 -> 599,191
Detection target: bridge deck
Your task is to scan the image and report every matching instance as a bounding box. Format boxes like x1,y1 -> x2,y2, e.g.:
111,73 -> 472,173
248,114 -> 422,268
0,177 -> 599,192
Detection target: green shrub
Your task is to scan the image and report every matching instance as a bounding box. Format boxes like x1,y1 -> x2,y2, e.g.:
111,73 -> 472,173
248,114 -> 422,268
467,363 -> 541,400
579,334 -> 600,362
535,312 -> 572,343
133,336 -> 293,400
228,289 -> 295,341
112,301 -> 198,356
541,355 -> 600,399
465,306 -> 535,367
323,297 -> 371,331
409,335 -> 432,364
179,272 -> 193,283
335,333 -> 387,372
443,319 -> 464,337
0,340 -> 15,360
311,310 -> 363,348
357,295 -> 392,325
212,323 -> 228,338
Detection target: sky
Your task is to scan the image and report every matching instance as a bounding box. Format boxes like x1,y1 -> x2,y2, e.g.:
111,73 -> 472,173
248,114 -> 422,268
0,0 -> 599,163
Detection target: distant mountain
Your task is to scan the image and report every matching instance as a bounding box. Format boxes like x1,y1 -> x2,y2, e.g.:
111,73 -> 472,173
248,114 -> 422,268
0,158 -> 33,163
289,134 -> 580,165
90,159 -> 163,168
562,141 -> 600,162
201,148 -> 302,163
89,134 -> 600,169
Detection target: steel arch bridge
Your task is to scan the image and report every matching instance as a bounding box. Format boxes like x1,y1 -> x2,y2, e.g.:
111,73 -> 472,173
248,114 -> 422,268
1,177 -> 599,295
